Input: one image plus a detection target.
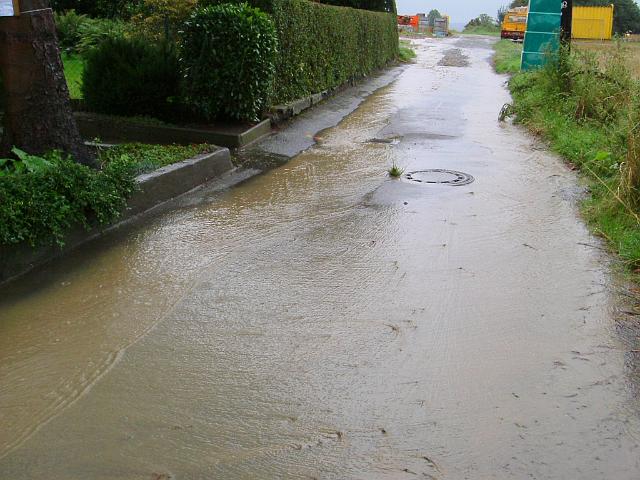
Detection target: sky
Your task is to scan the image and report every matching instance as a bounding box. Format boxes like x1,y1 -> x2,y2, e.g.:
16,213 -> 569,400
396,0 -> 507,26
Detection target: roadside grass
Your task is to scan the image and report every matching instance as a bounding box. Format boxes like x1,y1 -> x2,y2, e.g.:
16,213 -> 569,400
62,53 -> 84,99
398,40 -> 417,63
506,48 -> 640,273
99,143 -> 216,175
462,25 -> 500,36
494,39 -> 522,74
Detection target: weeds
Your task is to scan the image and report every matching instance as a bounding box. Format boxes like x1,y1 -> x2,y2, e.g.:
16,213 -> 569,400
398,40 -> 417,63
388,162 -> 404,178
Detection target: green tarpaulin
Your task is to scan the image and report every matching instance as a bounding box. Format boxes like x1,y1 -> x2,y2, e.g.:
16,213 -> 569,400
521,0 -> 562,70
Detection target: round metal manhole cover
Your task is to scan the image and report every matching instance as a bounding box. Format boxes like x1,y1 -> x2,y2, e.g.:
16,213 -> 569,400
404,169 -> 474,186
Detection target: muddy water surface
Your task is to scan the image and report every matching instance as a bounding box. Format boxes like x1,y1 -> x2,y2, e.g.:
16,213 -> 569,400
1,36 -> 640,479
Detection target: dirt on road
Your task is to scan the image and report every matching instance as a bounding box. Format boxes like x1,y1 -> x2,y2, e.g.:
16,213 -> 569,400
1,36 -> 639,479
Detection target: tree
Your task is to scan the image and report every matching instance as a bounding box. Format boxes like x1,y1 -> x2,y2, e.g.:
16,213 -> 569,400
427,9 -> 441,27
509,0 -> 528,7
0,0 -> 94,165
497,5 -> 507,23
575,0 -> 640,33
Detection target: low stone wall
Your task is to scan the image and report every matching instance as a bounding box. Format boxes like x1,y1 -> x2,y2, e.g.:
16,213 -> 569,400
75,112 -> 272,148
0,148 -> 233,284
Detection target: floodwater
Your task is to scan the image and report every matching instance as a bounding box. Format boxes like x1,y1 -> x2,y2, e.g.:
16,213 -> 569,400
2,36 -> 640,479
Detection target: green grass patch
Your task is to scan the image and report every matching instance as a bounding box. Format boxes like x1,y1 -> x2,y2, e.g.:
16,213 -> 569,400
398,40 -> 417,63
494,39 -> 522,74
99,143 -> 217,175
62,53 -> 84,99
462,25 -> 500,36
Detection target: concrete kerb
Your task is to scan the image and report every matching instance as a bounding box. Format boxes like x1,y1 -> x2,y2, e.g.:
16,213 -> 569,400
0,148 -> 234,285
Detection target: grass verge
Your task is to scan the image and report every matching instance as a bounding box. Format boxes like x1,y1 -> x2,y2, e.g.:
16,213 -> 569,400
462,25 -> 500,36
506,46 -> 640,273
494,39 -> 522,74
99,143 -> 217,175
398,40 -> 417,63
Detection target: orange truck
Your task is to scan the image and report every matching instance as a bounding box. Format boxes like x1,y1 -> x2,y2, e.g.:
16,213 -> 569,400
501,6 -> 528,40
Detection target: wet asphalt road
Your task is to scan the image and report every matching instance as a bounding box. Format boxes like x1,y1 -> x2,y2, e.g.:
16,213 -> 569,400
1,36 -> 640,479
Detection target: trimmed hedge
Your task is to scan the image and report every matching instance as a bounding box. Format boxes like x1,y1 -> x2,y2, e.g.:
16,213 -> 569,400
252,0 -> 398,104
203,0 -> 398,105
82,36 -> 180,119
181,3 -> 278,122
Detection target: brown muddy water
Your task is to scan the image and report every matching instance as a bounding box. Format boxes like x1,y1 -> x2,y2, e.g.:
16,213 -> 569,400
1,37 -> 640,479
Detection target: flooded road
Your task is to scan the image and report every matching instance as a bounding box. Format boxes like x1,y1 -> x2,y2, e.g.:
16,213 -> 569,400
2,36 -> 640,479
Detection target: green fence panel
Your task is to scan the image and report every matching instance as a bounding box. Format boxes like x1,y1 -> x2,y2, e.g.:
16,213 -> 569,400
521,0 -> 562,71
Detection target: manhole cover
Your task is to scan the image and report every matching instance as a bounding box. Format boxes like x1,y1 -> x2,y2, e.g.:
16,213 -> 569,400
404,169 -> 474,186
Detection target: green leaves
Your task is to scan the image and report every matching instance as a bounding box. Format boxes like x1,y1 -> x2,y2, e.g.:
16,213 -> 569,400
0,148 -> 53,177
181,3 -> 278,122
0,150 -> 137,248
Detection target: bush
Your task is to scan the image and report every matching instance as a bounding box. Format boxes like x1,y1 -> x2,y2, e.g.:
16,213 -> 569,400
75,17 -> 129,54
181,3 -> 278,122
51,0 -> 141,19
0,151 -> 137,247
129,0 -> 198,40
54,11 -> 129,55
54,9 -> 90,52
82,36 -> 180,118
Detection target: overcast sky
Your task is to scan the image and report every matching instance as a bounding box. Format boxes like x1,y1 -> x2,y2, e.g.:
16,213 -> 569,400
396,0 -> 507,25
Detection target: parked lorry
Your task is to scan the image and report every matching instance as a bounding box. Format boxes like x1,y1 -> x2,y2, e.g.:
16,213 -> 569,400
501,6 -> 528,41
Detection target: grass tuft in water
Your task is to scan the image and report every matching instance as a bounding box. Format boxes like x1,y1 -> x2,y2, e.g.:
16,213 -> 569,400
388,162 -> 404,178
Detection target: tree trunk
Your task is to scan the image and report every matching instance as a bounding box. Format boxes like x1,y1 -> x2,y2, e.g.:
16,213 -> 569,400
0,1 -> 95,166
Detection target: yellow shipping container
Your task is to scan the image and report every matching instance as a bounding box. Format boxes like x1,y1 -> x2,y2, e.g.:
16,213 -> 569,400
572,5 -> 614,40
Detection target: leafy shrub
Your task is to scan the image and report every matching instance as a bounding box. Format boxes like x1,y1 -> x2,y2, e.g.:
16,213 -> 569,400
82,36 -> 180,118
51,0 -> 141,19
76,17 -> 129,54
0,150 -> 137,247
181,3 -> 278,122
54,10 -> 128,53
54,9 -> 90,52
129,0 -> 198,40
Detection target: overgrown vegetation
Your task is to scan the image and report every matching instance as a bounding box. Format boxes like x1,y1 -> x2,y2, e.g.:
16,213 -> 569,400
507,44 -> 640,270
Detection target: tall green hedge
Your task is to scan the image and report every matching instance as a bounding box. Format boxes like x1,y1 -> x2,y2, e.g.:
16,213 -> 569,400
205,0 -> 399,104
266,0 -> 398,103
